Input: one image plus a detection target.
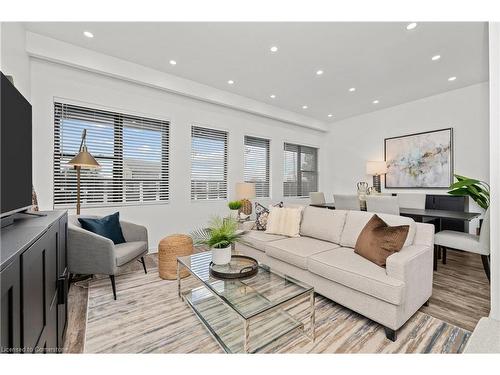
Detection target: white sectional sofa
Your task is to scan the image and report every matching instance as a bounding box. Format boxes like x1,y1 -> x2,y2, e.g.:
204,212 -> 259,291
235,206 -> 435,341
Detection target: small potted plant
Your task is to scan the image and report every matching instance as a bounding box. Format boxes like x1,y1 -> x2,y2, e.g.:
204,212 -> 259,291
191,216 -> 243,265
228,200 -> 242,220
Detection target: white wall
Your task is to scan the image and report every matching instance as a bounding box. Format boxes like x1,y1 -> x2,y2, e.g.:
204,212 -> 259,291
30,59 -> 327,251
488,22 -> 500,321
324,83 -> 490,233
0,22 -> 31,100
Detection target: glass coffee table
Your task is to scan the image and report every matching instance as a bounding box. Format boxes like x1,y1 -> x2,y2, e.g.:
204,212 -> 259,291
177,251 -> 315,353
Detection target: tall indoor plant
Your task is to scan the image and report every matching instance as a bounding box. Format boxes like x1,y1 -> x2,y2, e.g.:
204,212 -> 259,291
191,216 -> 243,265
448,174 -> 490,209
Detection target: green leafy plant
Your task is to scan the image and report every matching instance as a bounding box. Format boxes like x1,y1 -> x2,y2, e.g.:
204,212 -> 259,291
448,174 -> 490,210
191,216 -> 243,249
228,200 -> 242,210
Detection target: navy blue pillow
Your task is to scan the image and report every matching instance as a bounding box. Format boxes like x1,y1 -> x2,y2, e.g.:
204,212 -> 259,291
78,212 -> 126,245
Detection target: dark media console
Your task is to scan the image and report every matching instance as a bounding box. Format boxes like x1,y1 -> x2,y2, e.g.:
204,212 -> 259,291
1,211 -> 68,353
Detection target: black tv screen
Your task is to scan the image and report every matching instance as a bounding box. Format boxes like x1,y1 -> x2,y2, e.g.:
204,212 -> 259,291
1,72 -> 33,217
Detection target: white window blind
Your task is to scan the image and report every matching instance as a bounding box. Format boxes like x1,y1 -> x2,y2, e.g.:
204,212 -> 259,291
244,136 -> 270,198
191,126 -> 228,200
283,143 -> 318,197
53,102 -> 169,208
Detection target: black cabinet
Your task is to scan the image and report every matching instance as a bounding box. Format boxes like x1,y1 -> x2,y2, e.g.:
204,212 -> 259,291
0,258 -> 21,353
0,211 -> 68,354
426,194 -> 469,232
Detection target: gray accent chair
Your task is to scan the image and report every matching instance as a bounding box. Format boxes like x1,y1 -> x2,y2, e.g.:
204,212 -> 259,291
68,215 -> 149,299
434,208 -> 490,281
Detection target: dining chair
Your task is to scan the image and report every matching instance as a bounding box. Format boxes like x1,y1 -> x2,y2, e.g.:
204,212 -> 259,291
366,196 -> 400,215
333,194 -> 360,210
310,192 -> 326,205
434,208 -> 490,281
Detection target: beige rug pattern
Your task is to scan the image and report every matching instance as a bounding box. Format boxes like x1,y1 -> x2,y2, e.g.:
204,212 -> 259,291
84,268 -> 470,353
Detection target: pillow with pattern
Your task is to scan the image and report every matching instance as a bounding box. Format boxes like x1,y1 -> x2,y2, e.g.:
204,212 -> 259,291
254,201 -> 284,231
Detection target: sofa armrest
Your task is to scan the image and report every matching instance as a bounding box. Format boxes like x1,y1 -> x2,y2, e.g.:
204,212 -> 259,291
68,225 -> 116,275
386,244 -> 433,315
120,221 -> 148,244
386,245 -> 432,281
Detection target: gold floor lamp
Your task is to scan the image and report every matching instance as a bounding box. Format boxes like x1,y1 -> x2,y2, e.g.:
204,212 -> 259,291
67,129 -> 100,215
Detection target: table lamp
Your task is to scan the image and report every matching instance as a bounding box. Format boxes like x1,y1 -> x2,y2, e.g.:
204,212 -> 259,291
366,161 -> 388,193
67,129 -> 100,215
235,182 -> 256,216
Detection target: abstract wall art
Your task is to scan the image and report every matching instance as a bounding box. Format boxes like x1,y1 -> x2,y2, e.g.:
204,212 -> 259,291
384,128 -> 453,188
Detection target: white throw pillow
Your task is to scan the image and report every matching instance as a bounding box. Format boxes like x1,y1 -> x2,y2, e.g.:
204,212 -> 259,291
265,206 -> 303,237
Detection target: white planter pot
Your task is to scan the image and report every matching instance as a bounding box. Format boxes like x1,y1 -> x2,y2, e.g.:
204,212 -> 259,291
211,245 -> 232,265
229,209 -> 239,219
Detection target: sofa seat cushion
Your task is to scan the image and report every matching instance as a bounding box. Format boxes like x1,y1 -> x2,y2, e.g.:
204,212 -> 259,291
115,241 -> 148,266
265,237 -> 340,269
308,247 -> 405,305
340,211 -> 416,249
241,231 -> 287,252
300,207 -> 347,244
434,230 -> 487,255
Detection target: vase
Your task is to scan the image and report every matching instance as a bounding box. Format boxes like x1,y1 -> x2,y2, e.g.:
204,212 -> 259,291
212,245 -> 232,265
229,209 -> 239,220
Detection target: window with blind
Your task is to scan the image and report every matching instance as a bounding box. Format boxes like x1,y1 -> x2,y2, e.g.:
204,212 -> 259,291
244,136 -> 270,198
283,143 -> 318,197
191,126 -> 228,200
53,102 -> 169,208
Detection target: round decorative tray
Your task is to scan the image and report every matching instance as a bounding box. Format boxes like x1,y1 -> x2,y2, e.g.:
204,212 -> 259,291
209,255 -> 259,279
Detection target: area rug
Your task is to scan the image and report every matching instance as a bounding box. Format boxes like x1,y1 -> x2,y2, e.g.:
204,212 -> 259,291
84,268 -> 470,353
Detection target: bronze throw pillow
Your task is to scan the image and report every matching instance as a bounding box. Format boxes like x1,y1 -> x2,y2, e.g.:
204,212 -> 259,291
354,214 -> 409,267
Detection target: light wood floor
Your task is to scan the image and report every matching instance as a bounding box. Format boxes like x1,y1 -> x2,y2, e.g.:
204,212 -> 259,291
63,250 -> 490,353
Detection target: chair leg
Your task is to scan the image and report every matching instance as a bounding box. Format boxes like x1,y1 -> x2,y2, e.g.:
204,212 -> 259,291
140,256 -> 147,274
384,327 -> 397,342
433,245 -> 438,271
110,275 -> 117,300
481,255 -> 491,282
442,247 -> 447,265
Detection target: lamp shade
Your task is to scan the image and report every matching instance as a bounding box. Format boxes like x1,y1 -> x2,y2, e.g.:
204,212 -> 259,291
235,182 -> 256,200
366,161 -> 388,175
68,149 -> 100,168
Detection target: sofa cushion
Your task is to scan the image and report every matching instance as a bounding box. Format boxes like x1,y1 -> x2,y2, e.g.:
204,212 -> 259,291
265,206 -> 303,237
241,230 -> 287,252
115,241 -> 148,266
354,214 -> 409,267
300,207 -> 347,244
265,237 -> 340,269
308,247 -> 405,305
339,210 -> 415,248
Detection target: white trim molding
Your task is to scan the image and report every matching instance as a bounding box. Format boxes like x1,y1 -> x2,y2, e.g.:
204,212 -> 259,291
25,32 -> 328,132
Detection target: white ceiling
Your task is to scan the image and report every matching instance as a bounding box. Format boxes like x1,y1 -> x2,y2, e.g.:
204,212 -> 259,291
24,22 -> 489,123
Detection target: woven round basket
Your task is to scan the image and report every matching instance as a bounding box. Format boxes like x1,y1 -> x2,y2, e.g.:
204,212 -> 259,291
158,234 -> 193,280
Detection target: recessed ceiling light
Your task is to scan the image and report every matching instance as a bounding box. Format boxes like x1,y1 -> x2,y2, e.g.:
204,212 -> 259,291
349,87 -> 356,92
316,70 -> 324,76
302,105 -> 308,109
448,76 -> 457,81
327,114 -> 333,118
431,55 -> 441,61
406,22 -> 417,30
83,31 -> 94,38
169,60 -> 177,66
227,80 -> 235,85
270,46 -> 278,52
270,94 -> 276,99
372,100 -> 380,104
